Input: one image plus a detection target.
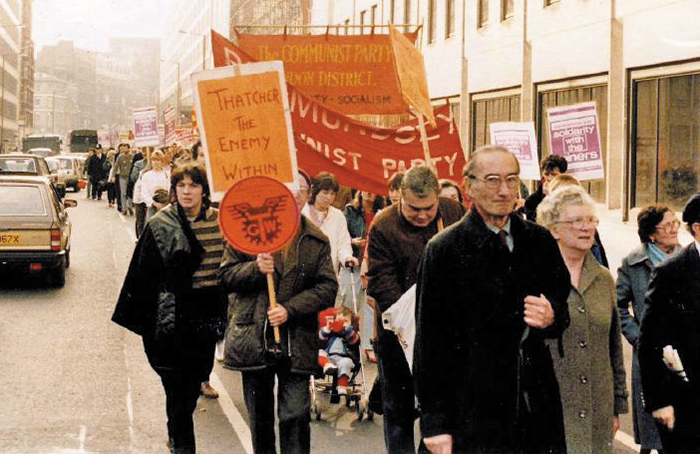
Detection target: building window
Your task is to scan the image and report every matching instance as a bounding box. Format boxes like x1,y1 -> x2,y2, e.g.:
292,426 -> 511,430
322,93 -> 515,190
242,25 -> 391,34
428,0 -> 437,43
390,0 -> 396,23
371,4 -> 377,26
360,10 -> 367,34
478,0 -> 489,28
538,84 -> 608,203
544,0 -> 560,6
472,94 -> 521,151
501,0 -> 514,20
445,0 -> 455,38
344,19 -> 350,35
633,73 -> 700,211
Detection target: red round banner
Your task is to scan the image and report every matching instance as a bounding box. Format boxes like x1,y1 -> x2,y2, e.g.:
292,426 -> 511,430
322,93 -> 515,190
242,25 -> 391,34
219,176 -> 300,255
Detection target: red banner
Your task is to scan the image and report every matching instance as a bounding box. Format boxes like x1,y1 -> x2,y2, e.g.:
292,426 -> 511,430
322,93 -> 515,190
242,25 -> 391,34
235,31 -> 417,116
211,31 -> 466,196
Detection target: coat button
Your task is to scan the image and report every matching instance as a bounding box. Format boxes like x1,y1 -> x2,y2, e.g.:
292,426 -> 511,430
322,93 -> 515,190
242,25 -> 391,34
580,375 -> 588,384
579,341 -> 587,348
578,306 -> 586,313
579,410 -> 587,418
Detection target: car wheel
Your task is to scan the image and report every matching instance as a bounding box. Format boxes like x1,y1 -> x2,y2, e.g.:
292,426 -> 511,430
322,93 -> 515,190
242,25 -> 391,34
49,260 -> 66,287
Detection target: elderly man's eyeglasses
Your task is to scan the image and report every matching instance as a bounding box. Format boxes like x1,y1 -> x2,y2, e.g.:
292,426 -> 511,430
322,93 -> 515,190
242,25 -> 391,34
656,219 -> 680,233
469,174 -> 520,190
557,217 -> 599,229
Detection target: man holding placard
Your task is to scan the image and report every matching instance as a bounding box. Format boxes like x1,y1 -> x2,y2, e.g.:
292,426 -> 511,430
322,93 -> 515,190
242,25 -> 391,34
219,171 -> 338,454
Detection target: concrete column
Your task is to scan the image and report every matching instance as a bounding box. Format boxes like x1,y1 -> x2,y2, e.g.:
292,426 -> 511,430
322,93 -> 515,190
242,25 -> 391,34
607,4 -> 625,215
521,0 -> 533,124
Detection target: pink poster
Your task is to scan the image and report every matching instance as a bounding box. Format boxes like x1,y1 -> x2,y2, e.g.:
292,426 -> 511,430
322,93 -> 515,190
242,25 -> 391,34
132,106 -> 159,147
546,101 -> 604,181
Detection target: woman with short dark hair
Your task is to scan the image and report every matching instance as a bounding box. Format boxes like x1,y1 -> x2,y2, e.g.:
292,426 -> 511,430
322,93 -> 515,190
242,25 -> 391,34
112,163 -> 226,454
617,205 -> 680,454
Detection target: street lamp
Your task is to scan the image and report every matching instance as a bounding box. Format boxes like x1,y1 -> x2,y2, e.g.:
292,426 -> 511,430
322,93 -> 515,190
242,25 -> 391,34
160,59 -> 181,126
178,29 -> 207,70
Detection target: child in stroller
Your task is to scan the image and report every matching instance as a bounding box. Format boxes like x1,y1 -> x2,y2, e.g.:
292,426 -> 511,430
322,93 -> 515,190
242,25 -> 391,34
318,306 -> 360,398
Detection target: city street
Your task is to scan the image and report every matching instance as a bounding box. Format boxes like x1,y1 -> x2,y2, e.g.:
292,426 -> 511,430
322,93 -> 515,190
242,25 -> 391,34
0,194 -> 673,454
0,195 -> 386,454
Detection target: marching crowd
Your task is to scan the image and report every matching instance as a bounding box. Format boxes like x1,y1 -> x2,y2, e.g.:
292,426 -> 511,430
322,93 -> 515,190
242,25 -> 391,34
104,143 -> 700,454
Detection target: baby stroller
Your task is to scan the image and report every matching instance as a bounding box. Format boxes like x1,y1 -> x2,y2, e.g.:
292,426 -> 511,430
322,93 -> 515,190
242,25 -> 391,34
310,269 -> 373,421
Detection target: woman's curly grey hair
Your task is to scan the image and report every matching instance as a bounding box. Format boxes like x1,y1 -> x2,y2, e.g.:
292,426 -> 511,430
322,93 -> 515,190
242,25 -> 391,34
536,185 -> 595,231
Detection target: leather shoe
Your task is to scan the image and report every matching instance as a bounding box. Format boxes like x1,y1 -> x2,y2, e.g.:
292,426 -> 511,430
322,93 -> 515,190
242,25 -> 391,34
200,381 -> 219,399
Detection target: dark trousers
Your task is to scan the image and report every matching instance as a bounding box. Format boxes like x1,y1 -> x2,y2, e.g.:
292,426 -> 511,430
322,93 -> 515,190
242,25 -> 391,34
115,179 -> 122,211
90,177 -> 103,199
241,365 -> 311,454
159,370 -> 202,454
376,332 -> 416,454
657,422 -> 700,454
107,182 -> 116,204
135,203 -> 147,238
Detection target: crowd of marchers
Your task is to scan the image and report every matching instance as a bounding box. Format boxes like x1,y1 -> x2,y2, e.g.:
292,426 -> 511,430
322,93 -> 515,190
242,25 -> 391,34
108,143 -> 700,454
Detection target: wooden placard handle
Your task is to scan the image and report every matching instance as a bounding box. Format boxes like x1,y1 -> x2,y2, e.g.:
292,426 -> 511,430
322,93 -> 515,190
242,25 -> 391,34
266,273 -> 281,343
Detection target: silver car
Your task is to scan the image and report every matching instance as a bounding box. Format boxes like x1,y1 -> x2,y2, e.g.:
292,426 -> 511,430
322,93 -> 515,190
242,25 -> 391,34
49,155 -> 83,192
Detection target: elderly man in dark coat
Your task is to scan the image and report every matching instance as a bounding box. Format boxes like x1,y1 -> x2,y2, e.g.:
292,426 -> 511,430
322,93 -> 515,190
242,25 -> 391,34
414,145 -> 570,454
639,193 -> 700,454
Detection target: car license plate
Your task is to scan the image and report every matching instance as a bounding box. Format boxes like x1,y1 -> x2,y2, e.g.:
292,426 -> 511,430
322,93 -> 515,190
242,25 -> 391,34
0,230 -> 49,249
0,233 -> 20,245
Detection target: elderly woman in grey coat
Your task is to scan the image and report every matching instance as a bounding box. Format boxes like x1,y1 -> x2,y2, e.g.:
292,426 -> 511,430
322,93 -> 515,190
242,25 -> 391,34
538,185 -> 629,454
617,205 -> 680,454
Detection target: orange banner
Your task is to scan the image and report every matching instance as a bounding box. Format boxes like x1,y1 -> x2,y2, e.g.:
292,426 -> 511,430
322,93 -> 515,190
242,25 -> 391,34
211,31 -> 466,196
235,31 -> 417,116
193,64 -> 296,198
389,25 -> 436,127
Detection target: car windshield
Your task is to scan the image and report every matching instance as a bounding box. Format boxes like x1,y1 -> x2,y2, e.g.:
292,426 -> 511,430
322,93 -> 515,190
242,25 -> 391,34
0,158 -> 38,173
46,159 -> 60,172
0,185 -> 46,216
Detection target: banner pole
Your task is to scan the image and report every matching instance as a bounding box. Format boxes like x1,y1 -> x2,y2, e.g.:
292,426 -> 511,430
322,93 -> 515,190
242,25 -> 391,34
416,111 -> 436,173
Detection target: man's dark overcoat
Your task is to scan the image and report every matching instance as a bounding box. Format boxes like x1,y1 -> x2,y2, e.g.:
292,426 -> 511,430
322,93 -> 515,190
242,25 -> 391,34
415,210 -> 571,454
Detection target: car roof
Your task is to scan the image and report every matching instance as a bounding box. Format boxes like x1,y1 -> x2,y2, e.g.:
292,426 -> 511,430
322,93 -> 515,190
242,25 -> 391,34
0,174 -> 52,184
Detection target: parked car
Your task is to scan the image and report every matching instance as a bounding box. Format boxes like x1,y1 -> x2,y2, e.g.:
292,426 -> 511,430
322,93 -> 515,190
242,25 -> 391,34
44,157 -> 68,197
0,153 -> 62,197
0,175 -> 77,286
54,155 -> 85,192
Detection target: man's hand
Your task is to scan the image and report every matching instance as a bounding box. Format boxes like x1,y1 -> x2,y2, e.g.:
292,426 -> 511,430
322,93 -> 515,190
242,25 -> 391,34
344,257 -> 360,268
612,415 -> 620,437
256,253 -> 274,274
351,238 -> 367,247
523,293 -> 555,328
267,305 -> 288,327
424,434 -> 452,454
652,405 -> 675,431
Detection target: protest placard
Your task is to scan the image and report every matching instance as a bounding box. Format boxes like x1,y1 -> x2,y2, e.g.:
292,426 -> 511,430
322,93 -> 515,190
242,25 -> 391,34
546,101 -> 604,181
490,122 -> 541,180
192,61 -> 298,200
164,106 -> 176,145
211,31 -> 466,196
234,30 -> 417,115
132,106 -> 159,147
